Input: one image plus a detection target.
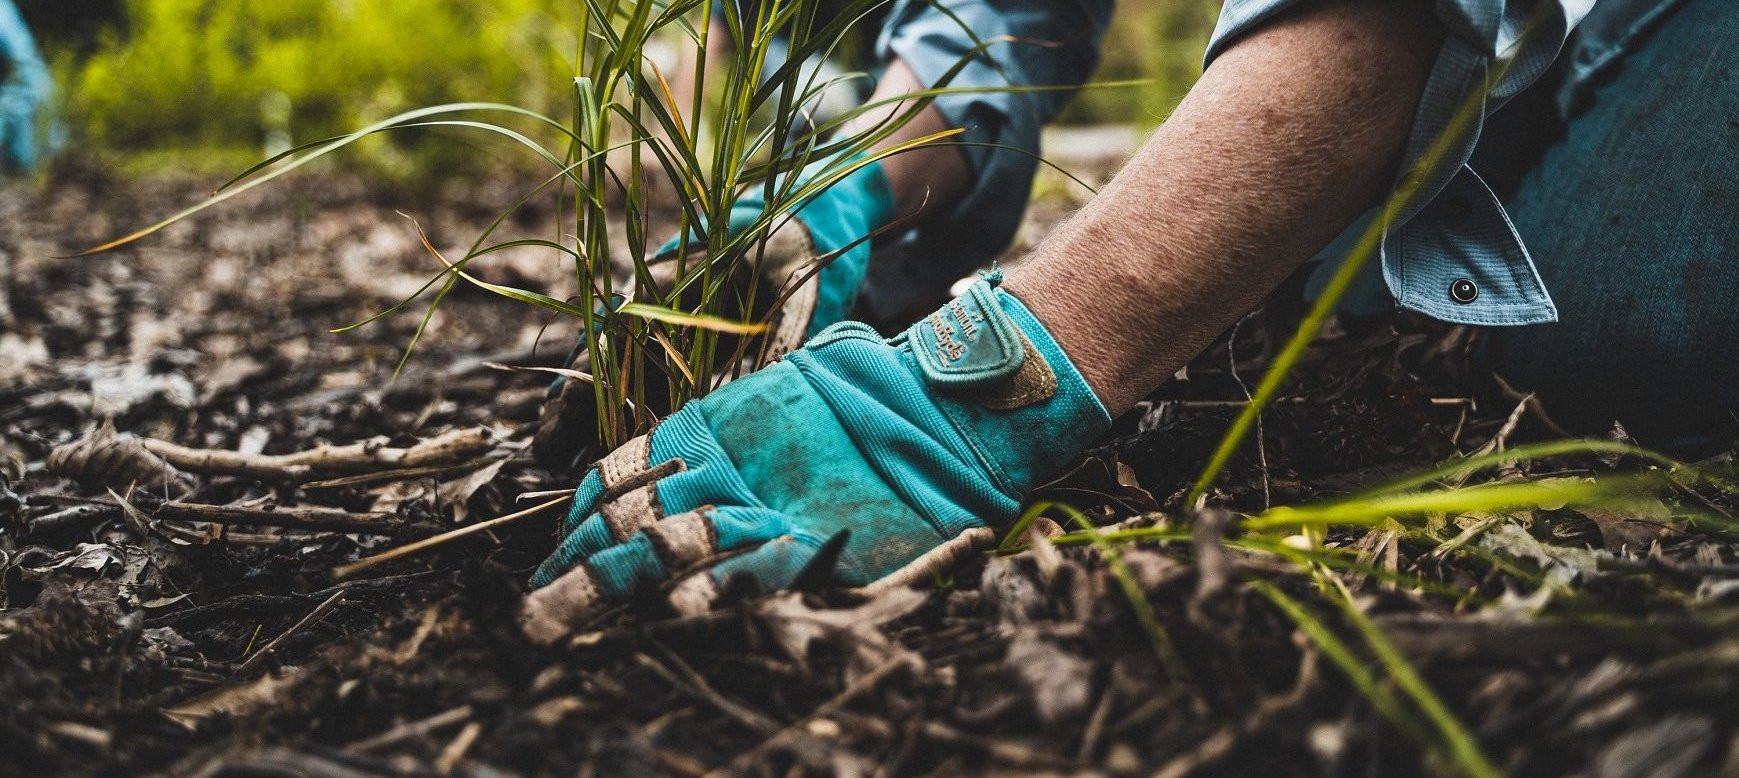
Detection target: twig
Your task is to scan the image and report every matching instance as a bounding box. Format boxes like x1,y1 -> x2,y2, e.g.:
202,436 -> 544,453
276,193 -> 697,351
300,460 -> 502,490
636,647 -> 863,773
332,496 -> 568,579
918,722 -> 1079,770
1228,317 -> 1271,510
1420,514 -> 1507,564
1151,641 -> 1321,778
1491,372 -> 1573,438
634,650 -> 780,734
709,656 -> 911,776
1076,683 -> 1116,763
141,427 -> 496,484
435,722 -> 482,775
1162,397 -> 1471,410
235,590 -> 346,676
151,502 -> 402,533
344,705 -> 474,753
146,571 -> 440,628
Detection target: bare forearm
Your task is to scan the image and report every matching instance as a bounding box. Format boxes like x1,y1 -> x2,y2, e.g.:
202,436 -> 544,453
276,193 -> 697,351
842,57 -> 971,225
1005,0 -> 1441,413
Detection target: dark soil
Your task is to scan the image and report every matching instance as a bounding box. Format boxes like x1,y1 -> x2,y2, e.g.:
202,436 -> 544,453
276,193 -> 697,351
3,161 -> 1737,777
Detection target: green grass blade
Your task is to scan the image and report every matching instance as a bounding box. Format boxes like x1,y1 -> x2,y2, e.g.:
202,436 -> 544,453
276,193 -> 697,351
1249,580 -> 1436,749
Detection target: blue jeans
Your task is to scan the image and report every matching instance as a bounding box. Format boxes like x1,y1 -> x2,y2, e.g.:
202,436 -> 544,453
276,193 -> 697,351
1317,0 -> 1736,452
1480,0 -> 1739,452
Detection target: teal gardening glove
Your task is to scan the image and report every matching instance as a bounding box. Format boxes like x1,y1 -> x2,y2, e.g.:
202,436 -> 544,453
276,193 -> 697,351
0,0 -> 51,173
521,271 -> 1112,643
531,155 -> 898,471
667,153 -> 898,344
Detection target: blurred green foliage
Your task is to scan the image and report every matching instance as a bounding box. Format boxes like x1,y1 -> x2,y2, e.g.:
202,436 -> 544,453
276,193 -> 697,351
1063,0 -> 1219,126
50,0 -> 1215,178
57,0 -> 579,177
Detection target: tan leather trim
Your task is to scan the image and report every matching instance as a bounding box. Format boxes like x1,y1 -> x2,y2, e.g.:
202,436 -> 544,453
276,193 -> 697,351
597,435 -> 652,490
666,572 -> 721,617
601,483 -> 663,541
646,508 -> 717,569
518,565 -> 604,646
978,334 -> 1057,410
761,221 -> 821,362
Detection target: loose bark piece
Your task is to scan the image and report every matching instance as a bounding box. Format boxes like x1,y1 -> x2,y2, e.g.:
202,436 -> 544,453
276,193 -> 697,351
47,419 -> 196,497
162,669 -> 303,731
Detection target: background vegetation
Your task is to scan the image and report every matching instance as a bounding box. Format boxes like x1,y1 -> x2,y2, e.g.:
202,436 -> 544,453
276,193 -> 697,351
26,0 -> 1218,179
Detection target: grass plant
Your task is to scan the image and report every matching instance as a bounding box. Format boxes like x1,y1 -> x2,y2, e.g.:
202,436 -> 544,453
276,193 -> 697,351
78,3 -> 1737,774
81,0 -> 1038,448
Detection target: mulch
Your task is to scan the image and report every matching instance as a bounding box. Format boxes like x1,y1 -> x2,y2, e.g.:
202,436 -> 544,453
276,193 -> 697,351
3,165 -> 1736,777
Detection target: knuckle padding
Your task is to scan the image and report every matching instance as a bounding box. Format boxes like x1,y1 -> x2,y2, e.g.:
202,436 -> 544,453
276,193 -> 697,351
645,508 -> 719,569
597,435 -> 651,489
601,483 -> 664,542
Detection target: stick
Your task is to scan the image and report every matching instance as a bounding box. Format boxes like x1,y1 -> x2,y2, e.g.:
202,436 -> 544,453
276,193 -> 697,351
344,706 -> 474,753
709,656 -> 911,777
435,722 -> 482,774
331,496 -> 568,579
141,427 -> 496,483
152,502 -> 402,533
235,590 -> 346,676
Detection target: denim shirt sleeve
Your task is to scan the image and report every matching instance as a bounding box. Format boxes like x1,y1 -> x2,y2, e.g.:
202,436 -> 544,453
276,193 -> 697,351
1206,0 -> 1597,326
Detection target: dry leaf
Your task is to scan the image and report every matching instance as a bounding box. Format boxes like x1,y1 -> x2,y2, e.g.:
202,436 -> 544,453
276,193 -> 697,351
162,670 -> 303,731
47,419 -> 195,496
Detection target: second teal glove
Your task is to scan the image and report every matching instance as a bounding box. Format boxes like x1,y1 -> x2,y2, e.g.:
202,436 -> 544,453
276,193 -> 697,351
655,153 -> 896,344
0,0 -> 51,173
532,155 -> 897,471
521,271 -> 1111,643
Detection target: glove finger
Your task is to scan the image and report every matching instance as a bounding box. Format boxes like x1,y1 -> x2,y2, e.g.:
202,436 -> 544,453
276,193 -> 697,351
667,533 -> 829,617
563,432 -> 690,537
537,486 -> 670,588
532,509 -> 611,588
556,468 -> 604,537
534,500 -> 795,590
584,505 -> 793,601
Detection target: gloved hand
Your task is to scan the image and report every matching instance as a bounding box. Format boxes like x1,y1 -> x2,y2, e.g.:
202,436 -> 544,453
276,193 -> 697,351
661,153 -> 896,343
520,271 -> 1111,644
532,154 -> 896,470
0,0 -> 51,173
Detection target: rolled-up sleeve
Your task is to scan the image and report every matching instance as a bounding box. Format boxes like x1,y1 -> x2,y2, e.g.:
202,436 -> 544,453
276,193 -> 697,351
1206,0 -> 1596,326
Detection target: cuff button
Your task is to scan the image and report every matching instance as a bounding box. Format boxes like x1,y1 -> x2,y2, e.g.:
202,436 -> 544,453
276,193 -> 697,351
1449,278 -> 1478,304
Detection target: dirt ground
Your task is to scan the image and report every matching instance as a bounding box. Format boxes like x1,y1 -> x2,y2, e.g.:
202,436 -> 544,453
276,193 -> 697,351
3,150 -> 1738,777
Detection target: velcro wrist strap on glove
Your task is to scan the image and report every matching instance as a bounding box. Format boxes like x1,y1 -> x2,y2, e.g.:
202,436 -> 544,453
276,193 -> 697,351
795,269 -> 1112,518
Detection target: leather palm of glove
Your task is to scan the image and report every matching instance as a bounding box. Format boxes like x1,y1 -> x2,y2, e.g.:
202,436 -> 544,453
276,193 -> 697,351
521,271 -> 1111,644
531,156 -> 896,472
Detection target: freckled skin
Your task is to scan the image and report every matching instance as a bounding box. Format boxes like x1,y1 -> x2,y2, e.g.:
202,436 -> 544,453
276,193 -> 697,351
1007,0 -> 1442,415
